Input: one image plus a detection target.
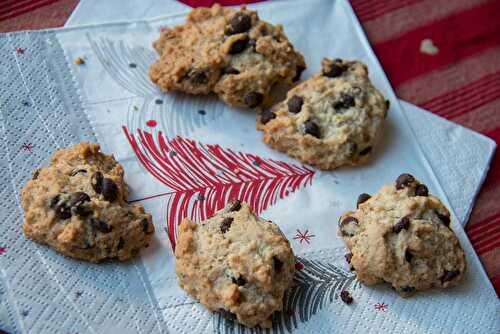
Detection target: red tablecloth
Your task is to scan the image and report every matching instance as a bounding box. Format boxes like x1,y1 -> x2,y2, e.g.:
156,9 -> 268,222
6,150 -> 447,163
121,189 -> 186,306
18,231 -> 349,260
1,0 -> 498,295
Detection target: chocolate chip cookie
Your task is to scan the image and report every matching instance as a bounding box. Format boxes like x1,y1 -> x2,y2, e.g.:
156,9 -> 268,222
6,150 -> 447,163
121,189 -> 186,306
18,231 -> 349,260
175,200 -> 295,328
150,4 -> 305,108
338,174 -> 466,297
21,142 -> 154,262
257,58 -> 388,170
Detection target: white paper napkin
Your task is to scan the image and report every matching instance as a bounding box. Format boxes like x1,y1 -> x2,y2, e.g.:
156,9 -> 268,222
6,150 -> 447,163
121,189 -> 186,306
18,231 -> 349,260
61,0 -> 498,332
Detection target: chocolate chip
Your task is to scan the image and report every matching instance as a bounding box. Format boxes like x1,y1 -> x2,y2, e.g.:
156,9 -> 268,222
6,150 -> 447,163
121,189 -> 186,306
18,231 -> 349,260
228,12 -> 252,35
229,35 -> 249,54
405,250 -> 413,262
414,184 -> 429,197
395,173 -> 415,190
244,91 -> 263,108
69,192 -> 90,207
359,146 -> 372,156
303,120 -> 321,138
393,216 -> 410,233
223,67 -> 240,75
50,194 -> 72,220
91,171 -> 103,194
273,256 -> 283,271
128,63 -> 137,68
228,199 -> 241,212
190,70 -> 208,84
142,218 -> 152,234
323,63 -> 345,78
117,237 -> 125,250
260,109 -> 276,124
55,204 -> 72,220
340,290 -> 353,304
101,178 -> 118,201
345,253 -> 353,264
339,216 -> 358,237
70,169 -> 87,176
220,217 -> 233,233
232,276 -> 247,286
436,211 -> 451,227
32,169 -> 40,180
70,192 -> 91,216
198,110 -> 206,115
340,216 -> 358,226
334,94 -> 355,109
90,218 -> 112,233
287,95 -> 304,114
441,270 -> 459,283
50,194 -> 61,209
293,65 -> 306,82
400,286 -> 415,293
356,193 -> 371,208
218,308 -> 237,321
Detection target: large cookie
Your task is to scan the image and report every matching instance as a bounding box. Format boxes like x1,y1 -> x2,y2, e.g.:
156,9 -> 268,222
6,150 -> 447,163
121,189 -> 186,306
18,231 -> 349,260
338,174 -> 466,297
150,4 -> 305,108
257,58 -> 388,170
21,142 -> 154,262
175,200 -> 295,328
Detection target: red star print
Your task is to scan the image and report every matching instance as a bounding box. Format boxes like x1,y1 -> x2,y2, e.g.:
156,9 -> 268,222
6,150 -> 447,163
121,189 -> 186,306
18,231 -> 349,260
293,229 -> 315,244
0,247 -> 6,255
15,47 -> 26,54
374,302 -> 388,311
21,142 -> 34,152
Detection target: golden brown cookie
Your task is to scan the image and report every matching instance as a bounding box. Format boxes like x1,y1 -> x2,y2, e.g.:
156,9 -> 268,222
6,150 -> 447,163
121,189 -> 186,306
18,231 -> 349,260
175,200 -> 295,328
338,174 -> 466,297
150,4 -> 305,108
21,142 -> 154,262
257,58 -> 388,170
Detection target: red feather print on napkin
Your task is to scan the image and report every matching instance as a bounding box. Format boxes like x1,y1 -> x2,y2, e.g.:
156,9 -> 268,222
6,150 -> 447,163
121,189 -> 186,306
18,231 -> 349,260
123,127 -> 315,249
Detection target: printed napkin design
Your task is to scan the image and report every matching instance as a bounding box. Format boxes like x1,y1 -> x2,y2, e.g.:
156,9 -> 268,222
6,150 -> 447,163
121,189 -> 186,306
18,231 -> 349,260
124,130 -> 316,248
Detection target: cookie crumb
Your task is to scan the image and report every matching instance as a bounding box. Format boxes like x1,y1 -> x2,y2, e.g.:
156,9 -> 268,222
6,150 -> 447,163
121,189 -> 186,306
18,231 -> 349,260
74,57 -> 85,65
340,290 -> 353,304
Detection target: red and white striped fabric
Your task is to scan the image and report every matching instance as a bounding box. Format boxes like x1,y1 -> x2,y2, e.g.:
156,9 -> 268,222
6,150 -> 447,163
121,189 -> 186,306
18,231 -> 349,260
0,0 -> 498,295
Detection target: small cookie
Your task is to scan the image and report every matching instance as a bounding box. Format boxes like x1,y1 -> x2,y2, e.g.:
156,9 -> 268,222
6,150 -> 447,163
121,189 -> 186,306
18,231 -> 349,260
21,143 -> 154,262
175,200 -> 295,328
257,58 -> 388,170
338,174 -> 466,297
150,4 -> 305,108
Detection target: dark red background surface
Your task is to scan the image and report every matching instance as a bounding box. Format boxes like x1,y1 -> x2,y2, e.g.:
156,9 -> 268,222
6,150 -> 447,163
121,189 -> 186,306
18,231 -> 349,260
1,0 -> 498,295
